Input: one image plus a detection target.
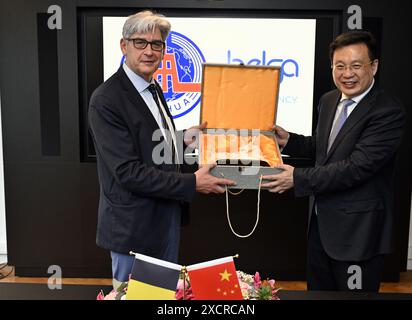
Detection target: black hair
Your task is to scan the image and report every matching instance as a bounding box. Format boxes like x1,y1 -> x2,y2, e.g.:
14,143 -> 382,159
329,31 -> 377,62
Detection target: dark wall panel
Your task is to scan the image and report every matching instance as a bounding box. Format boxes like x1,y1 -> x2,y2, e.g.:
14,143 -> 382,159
37,13 -> 61,156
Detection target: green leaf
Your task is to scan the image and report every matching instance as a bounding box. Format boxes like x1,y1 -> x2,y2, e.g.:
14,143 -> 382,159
116,282 -> 128,292
257,284 -> 273,300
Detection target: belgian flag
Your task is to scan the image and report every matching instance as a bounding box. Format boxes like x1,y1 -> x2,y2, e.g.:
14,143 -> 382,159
126,253 -> 182,300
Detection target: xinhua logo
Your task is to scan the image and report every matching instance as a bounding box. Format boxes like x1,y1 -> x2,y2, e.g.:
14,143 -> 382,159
154,31 -> 205,119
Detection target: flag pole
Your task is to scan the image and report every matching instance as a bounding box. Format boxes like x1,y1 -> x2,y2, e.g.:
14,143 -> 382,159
129,251 -> 137,256
233,254 -> 239,259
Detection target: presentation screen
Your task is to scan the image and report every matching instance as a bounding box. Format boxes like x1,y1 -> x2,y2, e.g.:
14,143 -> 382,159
102,17 -> 316,135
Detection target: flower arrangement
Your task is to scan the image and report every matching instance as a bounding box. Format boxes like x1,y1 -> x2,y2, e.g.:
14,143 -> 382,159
97,282 -> 128,300
175,277 -> 194,300
237,271 -> 280,300
98,271 -> 280,300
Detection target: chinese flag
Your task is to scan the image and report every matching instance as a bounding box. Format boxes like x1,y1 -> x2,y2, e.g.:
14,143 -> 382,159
186,256 -> 243,300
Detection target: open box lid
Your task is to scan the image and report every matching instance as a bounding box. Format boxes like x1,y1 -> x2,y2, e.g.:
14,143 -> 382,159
199,64 -> 282,168
200,63 -> 281,130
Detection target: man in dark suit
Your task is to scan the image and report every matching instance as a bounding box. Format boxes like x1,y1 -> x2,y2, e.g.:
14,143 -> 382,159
88,10 -> 233,288
262,31 -> 406,292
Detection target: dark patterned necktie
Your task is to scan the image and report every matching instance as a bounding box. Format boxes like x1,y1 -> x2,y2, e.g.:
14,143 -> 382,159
327,99 -> 355,152
147,84 -> 177,165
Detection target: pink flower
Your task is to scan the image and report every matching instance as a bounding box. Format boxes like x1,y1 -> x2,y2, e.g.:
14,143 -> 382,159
96,289 -> 120,300
175,278 -> 194,300
175,281 -> 185,300
176,279 -> 185,291
272,288 -> 281,295
253,272 -> 261,289
268,279 -> 276,288
184,287 -> 194,300
96,291 -> 105,300
104,290 -> 119,300
175,290 -> 184,300
175,287 -> 194,300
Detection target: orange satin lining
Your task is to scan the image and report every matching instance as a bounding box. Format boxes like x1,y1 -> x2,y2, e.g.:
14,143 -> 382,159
199,133 -> 282,167
200,65 -> 280,131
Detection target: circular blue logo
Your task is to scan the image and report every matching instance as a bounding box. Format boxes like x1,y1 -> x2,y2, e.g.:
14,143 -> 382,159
154,31 -> 205,119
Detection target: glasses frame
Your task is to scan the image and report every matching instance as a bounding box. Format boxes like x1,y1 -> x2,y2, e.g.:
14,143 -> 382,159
127,38 -> 165,52
331,60 -> 374,72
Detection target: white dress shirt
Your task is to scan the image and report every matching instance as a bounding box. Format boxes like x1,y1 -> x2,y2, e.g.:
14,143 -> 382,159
122,63 -> 179,164
331,78 -> 375,129
122,63 -> 167,139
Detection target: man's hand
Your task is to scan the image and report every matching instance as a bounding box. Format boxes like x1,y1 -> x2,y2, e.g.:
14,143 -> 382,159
261,164 -> 294,193
195,163 -> 235,194
272,125 -> 290,149
184,121 -> 207,148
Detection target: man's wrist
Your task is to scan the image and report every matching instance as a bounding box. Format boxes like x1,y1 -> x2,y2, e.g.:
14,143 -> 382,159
280,133 -> 290,152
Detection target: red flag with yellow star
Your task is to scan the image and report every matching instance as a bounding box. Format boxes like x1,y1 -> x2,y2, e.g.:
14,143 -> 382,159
186,256 -> 243,300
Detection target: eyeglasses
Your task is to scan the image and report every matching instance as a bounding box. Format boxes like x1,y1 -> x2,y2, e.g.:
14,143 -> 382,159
127,38 -> 165,52
332,61 -> 374,72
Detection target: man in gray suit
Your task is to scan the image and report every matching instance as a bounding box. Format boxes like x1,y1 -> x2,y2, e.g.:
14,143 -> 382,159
262,31 -> 406,292
88,10 -> 233,288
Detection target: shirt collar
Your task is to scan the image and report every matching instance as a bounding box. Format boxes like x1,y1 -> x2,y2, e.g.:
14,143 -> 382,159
122,63 -> 154,93
341,78 -> 375,104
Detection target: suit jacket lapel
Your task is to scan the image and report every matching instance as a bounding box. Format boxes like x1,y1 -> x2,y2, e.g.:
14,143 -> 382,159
317,91 -> 341,163
117,67 -> 160,134
324,87 -> 377,163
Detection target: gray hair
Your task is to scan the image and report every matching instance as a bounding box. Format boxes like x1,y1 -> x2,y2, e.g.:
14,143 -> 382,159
122,10 -> 171,41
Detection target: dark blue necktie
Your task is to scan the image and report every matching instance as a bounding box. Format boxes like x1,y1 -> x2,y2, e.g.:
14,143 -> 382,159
147,84 -> 167,129
327,99 -> 355,152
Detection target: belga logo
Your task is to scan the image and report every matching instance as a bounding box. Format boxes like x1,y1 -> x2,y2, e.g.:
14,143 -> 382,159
154,31 -> 205,119
227,50 -> 299,82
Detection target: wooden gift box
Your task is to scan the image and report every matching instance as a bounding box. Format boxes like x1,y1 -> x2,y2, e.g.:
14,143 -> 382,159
199,63 -> 283,189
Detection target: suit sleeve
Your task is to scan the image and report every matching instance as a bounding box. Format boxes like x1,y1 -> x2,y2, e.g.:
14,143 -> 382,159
293,103 -> 406,197
282,132 -> 316,159
88,94 -> 196,202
